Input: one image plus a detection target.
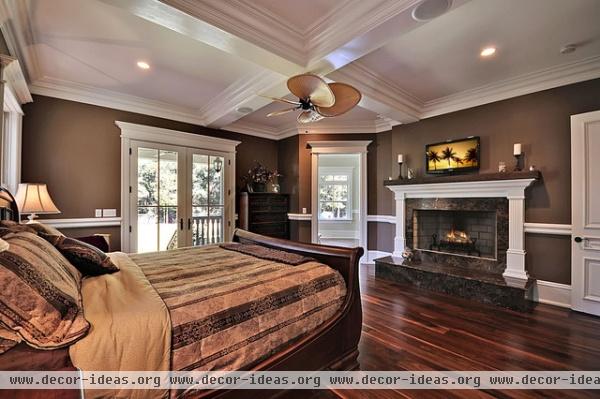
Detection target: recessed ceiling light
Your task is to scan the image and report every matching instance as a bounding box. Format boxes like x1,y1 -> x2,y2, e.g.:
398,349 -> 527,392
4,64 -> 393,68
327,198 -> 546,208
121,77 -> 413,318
137,61 -> 150,70
480,47 -> 496,57
236,106 -> 253,114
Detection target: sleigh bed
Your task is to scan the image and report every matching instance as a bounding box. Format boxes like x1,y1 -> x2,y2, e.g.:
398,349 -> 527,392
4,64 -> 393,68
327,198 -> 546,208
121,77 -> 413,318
0,187 -> 363,399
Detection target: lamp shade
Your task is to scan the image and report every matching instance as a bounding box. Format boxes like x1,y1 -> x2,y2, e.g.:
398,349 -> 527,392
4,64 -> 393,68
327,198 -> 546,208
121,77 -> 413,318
15,183 -> 60,215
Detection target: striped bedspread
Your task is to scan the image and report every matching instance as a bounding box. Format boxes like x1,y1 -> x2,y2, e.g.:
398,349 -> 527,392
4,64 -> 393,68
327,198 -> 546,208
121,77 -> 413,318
129,245 -> 346,371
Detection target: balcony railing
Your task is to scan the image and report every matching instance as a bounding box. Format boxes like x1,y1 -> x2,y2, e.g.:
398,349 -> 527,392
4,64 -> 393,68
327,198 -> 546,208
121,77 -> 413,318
167,215 -> 224,250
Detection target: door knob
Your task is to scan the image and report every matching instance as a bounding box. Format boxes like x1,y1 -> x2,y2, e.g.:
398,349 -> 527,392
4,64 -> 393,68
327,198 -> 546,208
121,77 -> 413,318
574,236 -> 583,243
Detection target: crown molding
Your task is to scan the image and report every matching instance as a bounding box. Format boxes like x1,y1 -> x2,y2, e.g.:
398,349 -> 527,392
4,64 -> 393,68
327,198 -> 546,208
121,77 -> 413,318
223,120 -> 298,140
0,0 -> 42,82
305,0 -> 420,63
0,55 -> 32,104
161,0 -> 306,65
198,70 -> 283,126
421,55 -> 600,119
330,61 -> 423,123
30,77 -> 207,126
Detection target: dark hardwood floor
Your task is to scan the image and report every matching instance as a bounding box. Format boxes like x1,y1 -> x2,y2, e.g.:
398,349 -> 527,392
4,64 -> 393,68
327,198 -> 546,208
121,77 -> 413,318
327,264 -> 600,399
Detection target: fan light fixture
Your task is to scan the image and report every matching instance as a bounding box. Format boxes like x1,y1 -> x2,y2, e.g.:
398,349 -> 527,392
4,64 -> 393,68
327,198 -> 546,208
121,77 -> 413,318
264,74 -> 361,124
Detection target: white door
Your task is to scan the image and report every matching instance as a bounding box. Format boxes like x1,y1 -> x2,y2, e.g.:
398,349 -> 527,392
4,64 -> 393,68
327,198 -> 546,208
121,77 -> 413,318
571,110 -> 600,315
129,141 -> 231,253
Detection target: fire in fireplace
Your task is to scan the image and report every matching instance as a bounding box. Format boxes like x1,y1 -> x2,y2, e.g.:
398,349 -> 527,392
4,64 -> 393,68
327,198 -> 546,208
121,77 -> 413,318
413,209 -> 496,259
430,228 -> 481,257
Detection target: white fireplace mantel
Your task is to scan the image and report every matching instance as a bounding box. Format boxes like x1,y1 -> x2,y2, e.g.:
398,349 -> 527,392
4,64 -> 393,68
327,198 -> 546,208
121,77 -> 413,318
386,176 -> 538,281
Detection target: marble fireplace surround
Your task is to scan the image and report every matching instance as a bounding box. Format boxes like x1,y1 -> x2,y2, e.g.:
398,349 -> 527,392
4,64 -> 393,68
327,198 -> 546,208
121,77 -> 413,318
385,172 -> 540,281
407,198 -> 508,274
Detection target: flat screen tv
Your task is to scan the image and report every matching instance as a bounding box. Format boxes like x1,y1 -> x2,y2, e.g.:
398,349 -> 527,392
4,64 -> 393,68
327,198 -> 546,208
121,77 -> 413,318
425,136 -> 480,174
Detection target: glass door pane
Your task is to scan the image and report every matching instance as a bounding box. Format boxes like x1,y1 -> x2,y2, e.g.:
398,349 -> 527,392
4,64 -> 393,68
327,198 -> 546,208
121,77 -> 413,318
136,147 -> 179,253
191,153 -> 225,246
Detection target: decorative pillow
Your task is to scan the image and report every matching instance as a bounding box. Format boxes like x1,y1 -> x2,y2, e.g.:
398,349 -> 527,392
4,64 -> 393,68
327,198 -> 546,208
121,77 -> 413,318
40,233 -> 119,276
0,231 -> 89,349
0,220 -> 64,237
0,225 -> 37,237
27,222 -> 65,237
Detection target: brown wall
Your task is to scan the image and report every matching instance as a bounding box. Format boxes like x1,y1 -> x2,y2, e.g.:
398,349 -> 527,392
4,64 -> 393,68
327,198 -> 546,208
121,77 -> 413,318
277,135 -> 299,212
284,133 -> 378,243
383,78 -> 600,284
21,95 -> 278,250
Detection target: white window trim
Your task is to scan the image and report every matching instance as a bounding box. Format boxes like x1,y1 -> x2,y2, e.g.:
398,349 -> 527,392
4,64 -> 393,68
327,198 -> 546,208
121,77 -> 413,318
318,166 -> 354,222
117,121 -> 240,252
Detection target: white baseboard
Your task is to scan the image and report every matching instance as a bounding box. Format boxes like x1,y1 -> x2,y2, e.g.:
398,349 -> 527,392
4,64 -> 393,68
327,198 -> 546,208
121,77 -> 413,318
533,280 -> 571,308
363,250 -> 392,265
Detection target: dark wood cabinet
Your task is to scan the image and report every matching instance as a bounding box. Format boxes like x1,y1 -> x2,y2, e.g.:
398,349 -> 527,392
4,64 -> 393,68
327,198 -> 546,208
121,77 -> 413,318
239,192 -> 289,239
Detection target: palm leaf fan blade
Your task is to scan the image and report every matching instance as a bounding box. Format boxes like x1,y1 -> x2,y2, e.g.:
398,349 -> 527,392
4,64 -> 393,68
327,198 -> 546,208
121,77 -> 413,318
287,74 -> 335,107
315,83 -> 361,117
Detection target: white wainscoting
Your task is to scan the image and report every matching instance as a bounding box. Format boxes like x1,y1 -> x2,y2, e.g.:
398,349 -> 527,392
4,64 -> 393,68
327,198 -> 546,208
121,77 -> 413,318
40,217 -> 122,229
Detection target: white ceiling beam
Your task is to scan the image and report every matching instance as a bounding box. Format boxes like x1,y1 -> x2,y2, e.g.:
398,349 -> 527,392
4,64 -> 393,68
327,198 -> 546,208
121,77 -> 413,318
100,0 -> 462,127
98,0 -> 304,77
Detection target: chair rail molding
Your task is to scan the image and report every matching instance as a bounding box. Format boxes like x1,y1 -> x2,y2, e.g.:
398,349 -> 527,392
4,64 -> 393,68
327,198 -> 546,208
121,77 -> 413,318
40,217 -> 121,229
288,213 -> 312,221
523,223 -> 572,235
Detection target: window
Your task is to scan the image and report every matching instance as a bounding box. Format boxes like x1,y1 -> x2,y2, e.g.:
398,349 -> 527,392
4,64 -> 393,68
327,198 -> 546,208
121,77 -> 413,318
318,168 -> 352,221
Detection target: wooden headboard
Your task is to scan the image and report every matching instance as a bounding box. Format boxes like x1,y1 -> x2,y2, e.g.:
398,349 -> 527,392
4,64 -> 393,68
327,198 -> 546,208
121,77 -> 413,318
0,187 -> 19,222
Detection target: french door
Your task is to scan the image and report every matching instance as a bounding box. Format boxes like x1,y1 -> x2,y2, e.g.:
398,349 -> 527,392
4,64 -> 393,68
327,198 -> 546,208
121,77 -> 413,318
128,140 -> 231,253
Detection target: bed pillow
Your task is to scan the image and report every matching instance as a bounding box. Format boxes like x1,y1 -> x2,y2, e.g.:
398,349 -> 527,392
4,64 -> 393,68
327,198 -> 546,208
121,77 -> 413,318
40,233 -> 119,277
27,222 -> 65,237
0,231 -> 89,349
0,220 -> 64,237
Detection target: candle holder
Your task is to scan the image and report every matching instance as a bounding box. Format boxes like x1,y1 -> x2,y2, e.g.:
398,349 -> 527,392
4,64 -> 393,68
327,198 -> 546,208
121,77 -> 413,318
397,162 -> 404,179
514,153 -> 524,171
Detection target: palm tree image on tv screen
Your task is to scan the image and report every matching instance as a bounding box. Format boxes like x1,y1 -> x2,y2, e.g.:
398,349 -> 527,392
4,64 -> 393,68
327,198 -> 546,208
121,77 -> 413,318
426,137 -> 479,174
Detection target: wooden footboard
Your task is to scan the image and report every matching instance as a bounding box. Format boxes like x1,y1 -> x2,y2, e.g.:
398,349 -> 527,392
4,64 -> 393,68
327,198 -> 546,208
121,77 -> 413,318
199,229 -> 364,398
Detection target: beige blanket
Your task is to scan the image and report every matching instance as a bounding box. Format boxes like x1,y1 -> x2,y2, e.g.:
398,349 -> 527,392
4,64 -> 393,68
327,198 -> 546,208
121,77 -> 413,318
69,252 -> 171,399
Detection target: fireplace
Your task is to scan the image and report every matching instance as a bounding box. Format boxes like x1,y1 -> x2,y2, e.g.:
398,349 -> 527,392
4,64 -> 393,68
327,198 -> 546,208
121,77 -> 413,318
405,198 -> 508,274
377,172 -> 540,311
413,209 -> 497,259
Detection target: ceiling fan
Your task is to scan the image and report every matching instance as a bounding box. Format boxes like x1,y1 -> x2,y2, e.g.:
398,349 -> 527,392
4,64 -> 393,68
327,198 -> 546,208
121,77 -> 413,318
264,74 -> 362,124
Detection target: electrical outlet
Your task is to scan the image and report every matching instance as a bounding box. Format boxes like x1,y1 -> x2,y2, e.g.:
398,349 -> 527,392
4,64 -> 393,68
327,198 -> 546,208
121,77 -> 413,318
102,209 -> 117,217
94,209 -> 102,218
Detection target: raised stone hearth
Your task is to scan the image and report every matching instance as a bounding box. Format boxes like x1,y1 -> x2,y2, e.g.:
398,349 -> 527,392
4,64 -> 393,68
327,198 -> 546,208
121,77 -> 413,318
378,171 -> 540,311
375,256 -> 534,311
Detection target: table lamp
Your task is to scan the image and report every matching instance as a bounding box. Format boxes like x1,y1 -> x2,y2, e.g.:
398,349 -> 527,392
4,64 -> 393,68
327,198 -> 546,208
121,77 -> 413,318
15,183 -> 61,223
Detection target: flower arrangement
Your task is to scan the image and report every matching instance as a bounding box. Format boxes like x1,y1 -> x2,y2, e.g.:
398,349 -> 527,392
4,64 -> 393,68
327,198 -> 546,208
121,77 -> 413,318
242,161 -> 282,192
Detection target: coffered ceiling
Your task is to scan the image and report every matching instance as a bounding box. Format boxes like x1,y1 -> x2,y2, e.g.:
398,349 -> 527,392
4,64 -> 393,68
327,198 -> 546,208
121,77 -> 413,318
1,0 -> 599,139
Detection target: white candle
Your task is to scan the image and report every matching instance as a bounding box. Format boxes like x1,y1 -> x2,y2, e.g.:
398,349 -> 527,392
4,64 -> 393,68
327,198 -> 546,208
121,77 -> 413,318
513,143 -> 522,155
397,154 -> 403,163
